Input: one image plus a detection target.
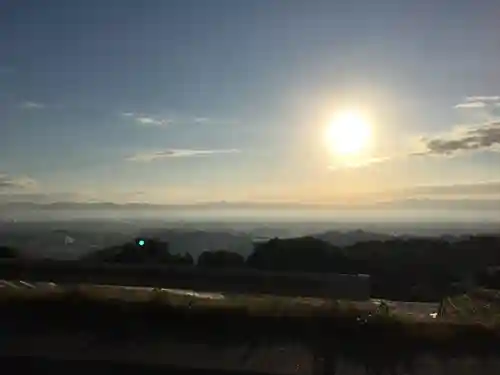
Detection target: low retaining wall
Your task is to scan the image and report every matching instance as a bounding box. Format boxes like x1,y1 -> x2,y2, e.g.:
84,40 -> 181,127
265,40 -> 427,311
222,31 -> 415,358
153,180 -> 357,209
0,260 -> 371,300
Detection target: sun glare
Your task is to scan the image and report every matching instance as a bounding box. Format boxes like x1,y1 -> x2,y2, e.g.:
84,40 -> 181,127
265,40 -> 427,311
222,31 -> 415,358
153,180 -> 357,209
326,110 -> 372,157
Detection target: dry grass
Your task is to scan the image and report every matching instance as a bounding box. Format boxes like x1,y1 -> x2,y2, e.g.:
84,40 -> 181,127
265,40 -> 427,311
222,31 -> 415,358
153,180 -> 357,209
441,289 -> 500,325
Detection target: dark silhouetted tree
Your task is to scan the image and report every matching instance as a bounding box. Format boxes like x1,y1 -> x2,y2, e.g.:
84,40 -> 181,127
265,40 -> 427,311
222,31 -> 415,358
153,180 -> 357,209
84,238 -> 194,265
197,250 -> 245,268
0,246 -> 18,259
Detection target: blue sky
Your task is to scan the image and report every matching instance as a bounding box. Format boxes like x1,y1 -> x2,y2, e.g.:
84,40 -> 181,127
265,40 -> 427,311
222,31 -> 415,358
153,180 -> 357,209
1,0 -> 499,204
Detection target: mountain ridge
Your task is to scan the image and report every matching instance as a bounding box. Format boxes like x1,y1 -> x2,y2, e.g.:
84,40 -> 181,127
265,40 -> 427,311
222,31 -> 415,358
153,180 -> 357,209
2,198 -> 500,211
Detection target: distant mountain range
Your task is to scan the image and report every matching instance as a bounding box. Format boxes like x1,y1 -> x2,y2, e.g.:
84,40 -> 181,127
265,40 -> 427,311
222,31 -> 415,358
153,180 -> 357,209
311,229 -> 395,247
1,199 -> 500,211
1,222 -> 481,261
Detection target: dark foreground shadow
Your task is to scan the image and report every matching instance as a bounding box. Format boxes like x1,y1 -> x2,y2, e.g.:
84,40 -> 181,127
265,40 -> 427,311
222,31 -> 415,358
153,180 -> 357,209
1,292 -> 500,374
0,356 -> 281,375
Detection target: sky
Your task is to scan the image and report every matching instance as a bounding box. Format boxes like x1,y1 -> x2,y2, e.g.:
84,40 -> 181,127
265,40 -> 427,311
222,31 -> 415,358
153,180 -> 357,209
1,0 -> 499,206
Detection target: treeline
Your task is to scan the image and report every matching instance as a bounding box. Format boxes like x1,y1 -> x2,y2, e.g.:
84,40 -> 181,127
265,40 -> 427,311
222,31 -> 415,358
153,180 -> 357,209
79,235 -> 500,301
249,236 -> 500,301
84,239 -> 194,265
0,246 -> 18,259
3,235 -> 500,301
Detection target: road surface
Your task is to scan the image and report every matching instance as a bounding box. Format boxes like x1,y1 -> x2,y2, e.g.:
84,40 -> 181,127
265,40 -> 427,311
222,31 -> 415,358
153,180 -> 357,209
0,279 -> 438,319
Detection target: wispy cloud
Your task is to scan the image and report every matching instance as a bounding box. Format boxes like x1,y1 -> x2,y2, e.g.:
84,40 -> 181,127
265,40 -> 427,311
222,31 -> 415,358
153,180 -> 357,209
191,117 -> 239,126
404,181 -> 500,196
135,116 -> 169,126
121,112 -> 238,127
465,96 -> 500,102
414,96 -> 500,157
0,174 -> 37,190
455,102 -> 486,109
126,148 -> 241,162
414,121 -> 500,156
454,96 -> 500,109
328,156 -> 391,171
121,112 -> 170,127
194,117 -> 210,123
20,101 -> 45,110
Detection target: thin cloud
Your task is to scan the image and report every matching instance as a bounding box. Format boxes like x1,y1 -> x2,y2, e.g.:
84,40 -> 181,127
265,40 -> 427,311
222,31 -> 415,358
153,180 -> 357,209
415,96 -> 500,156
455,95 -> 500,109
0,174 -> 37,190
328,156 -> 391,171
0,192 -> 88,204
455,102 -> 486,109
20,101 -> 45,110
127,148 -> 241,162
194,117 -> 210,123
135,116 -> 169,126
415,121 -> 500,156
191,117 -> 239,125
121,112 -> 170,127
400,181 -> 500,196
466,96 -> 500,102
121,112 -> 237,127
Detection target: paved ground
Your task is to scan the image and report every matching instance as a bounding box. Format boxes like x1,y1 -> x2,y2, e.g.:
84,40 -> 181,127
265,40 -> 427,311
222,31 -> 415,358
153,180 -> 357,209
0,279 -> 57,289
0,281 -> 490,374
0,279 -> 224,299
0,332 -> 312,375
371,299 -> 439,320
0,260 -> 370,300
2,332 -> 499,375
0,280 -> 311,374
0,279 -> 439,320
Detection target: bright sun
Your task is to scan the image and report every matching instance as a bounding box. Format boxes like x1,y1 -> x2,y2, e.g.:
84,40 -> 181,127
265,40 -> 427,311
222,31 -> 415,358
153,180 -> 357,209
326,110 -> 372,156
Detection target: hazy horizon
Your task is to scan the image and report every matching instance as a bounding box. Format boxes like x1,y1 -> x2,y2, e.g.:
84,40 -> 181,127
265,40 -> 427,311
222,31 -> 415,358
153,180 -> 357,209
2,207 -> 500,225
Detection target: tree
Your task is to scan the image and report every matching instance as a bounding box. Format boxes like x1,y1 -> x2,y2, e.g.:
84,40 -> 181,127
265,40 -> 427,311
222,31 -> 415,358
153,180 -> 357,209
0,246 -> 18,259
198,250 -> 245,268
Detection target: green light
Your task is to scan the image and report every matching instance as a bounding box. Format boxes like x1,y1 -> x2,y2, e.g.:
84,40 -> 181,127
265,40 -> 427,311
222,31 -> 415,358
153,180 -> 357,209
138,239 -> 145,247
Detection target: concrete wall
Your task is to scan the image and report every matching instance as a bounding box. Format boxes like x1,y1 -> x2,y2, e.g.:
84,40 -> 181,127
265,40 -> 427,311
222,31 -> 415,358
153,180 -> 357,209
0,260 -> 370,300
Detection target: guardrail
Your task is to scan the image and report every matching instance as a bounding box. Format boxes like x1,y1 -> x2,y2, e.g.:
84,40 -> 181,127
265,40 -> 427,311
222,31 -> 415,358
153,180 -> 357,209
0,260 -> 370,300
